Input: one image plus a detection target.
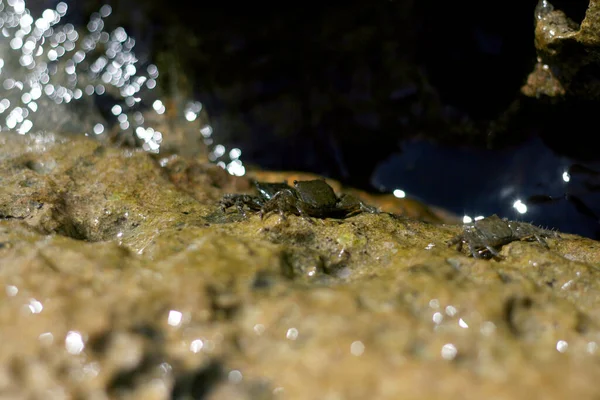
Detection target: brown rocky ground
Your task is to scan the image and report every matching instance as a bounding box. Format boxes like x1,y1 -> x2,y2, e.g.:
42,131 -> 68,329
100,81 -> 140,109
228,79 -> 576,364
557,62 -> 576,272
1,133 -> 600,399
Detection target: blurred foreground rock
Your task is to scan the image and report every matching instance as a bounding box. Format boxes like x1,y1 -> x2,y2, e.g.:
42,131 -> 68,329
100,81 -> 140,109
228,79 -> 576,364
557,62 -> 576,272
1,133 -> 600,399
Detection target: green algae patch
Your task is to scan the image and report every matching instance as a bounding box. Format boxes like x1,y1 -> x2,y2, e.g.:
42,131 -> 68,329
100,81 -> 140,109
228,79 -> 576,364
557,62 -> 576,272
2,133 -> 600,399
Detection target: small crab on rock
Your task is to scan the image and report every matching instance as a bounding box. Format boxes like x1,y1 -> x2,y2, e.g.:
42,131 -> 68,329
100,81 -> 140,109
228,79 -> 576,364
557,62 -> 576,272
448,214 -> 559,259
220,179 -> 379,220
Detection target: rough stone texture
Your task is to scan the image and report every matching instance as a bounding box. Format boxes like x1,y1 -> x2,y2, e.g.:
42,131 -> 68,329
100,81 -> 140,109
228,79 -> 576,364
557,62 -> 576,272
1,133 -> 600,399
523,0 -> 600,99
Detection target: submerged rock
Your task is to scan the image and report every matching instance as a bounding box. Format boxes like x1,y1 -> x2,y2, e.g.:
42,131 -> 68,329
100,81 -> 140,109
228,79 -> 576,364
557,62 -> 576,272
1,133 -> 600,398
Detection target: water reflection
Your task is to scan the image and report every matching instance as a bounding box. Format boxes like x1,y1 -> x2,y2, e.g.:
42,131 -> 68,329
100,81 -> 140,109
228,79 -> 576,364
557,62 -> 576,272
167,309 -> 183,327
190,339 -> 203,353
480,321 -> 496,336
0,0 -> 248,177
350,340 -> 365,356
253,323 -> 265,335
587,341 -> 597,354
441,343 -> 457,360
228,369 -> 243,383
393,189 -> 406,198
428,298 -> 440,309
445,305 -> 457,317
65,330 -> 85,355
513,199 -> 527,214
5,284 -> 18,296
27,297 -> 43,313
374,136 -> 600,238
38,331 -> 54,345
556,340 -> 568,353
285,327 -> 298,340
0,0 -> 161,150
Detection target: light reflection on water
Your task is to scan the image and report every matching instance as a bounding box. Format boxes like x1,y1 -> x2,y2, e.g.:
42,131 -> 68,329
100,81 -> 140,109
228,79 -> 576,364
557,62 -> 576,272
0,0 -> 245,175
65,330 -> 85,355
374,136 -> 600,238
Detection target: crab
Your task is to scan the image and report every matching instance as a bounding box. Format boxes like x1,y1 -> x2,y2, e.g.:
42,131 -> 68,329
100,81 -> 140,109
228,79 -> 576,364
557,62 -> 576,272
448,214 -> 559,259
219,179 -> 379,220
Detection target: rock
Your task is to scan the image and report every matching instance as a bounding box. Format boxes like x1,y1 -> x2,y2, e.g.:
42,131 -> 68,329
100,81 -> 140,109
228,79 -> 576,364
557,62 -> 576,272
1,132 -> 600,398
523,0 -> 600,99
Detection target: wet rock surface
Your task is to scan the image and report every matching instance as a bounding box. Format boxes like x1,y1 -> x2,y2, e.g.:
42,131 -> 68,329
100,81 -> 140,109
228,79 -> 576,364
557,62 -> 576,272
524,0 -> 600,99
1,133 -> 600,399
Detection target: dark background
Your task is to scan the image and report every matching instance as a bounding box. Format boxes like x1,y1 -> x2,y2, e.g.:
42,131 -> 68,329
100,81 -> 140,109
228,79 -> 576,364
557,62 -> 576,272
37,0 -> 600,238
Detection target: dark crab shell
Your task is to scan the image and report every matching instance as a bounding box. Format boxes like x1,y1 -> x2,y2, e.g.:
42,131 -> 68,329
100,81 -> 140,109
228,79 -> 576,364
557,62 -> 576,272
448,214 -> 558,259
220,179 -> 378,220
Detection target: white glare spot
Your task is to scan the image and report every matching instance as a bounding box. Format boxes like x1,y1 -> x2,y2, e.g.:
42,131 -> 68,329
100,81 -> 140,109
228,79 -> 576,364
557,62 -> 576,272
253,324 -> 265,335
5,285 -> 18,296
17,119 -> 33,134
42,9 -> 57,23
513,200 -> 528,214
350,340 -> 365,356
27,298 -> 43,314
13,0 -> 26,13
190,339 -> 204,353
432,312 -> 443,324
39,332 -> 54,345
480,321 -> 497,336
65,331 -> 85,355
3,79 -> 15,90
200,125 -> 213,137
185,110 -> 197,122
228,370 -> 243,383
147,64 -> 158,77
226,160 -> 246,177
167,310 -> 183,327
556,340 -> 568,353
463,215 -> 473,224
458,318 -> 469,328
441,343 -> 457,360
10,37 -> 23,50
93,123 -> 104,135
111,105 -> 122,115
100,5 -> 112,17
562,171 -> 570,182
20,14 -> 33,28
474,215 -> 485,221
587,341 -> 598,354
152,99 -> 165,114
286,328 -> 298,340
31,86 -> 42,99
213,144 -> 225,158
56,2 -> 68,15
428,299 -> 440,309
393,189 -> 406,198
229,148 -> 242,159
445,305 -> 457,317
